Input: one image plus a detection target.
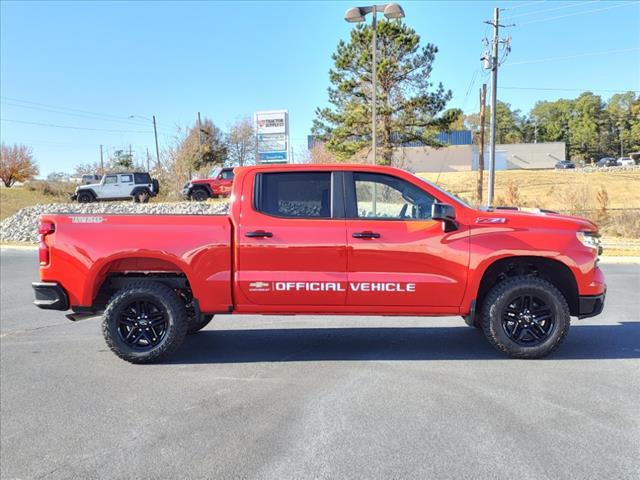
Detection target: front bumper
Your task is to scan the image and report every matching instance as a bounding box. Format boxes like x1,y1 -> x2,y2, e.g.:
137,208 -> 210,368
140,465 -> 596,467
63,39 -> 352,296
578,290 -> 606,319
32,282 -> 69,310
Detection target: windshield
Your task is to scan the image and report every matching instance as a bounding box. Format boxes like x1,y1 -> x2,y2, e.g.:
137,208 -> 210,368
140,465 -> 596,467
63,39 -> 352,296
411,173 -> 472,209
209,167 -> 222,178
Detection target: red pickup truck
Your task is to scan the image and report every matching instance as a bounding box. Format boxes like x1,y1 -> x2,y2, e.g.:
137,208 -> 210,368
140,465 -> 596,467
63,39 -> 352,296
33,165 -> 606,363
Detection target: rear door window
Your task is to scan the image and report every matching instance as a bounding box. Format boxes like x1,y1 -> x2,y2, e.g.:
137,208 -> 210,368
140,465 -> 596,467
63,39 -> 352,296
255,172 -> 332,218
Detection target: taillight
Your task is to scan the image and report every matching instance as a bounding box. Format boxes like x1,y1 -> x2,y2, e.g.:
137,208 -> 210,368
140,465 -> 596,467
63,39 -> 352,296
38,220 -> 55,266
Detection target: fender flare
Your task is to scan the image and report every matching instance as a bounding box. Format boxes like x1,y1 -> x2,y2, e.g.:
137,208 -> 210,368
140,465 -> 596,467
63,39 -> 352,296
76,188 -> 97,199
130,186 -> 152,197
189,183 -> 213,198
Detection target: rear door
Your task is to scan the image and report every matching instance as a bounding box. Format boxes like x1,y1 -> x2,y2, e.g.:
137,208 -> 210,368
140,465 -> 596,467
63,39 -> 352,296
234,170 -> 347,309
118,174 -> 134,197
344,171 -> 469,310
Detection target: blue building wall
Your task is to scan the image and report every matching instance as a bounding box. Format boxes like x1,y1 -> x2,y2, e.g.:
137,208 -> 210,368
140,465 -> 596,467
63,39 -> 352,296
308,130 -> 473,149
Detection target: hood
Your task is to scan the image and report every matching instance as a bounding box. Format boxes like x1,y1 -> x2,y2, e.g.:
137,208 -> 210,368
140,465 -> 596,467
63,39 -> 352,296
473,207 -> 598,232
77,182 -> 101,190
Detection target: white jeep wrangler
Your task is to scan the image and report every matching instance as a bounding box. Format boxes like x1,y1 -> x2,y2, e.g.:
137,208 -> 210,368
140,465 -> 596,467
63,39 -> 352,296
72,172 -> 159,203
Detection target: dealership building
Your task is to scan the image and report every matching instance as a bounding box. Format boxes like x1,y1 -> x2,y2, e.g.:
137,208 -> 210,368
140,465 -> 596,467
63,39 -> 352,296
308,131 -> 566,172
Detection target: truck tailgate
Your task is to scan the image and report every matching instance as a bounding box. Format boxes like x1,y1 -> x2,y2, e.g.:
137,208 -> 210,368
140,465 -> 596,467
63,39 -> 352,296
39,213 -> 232,312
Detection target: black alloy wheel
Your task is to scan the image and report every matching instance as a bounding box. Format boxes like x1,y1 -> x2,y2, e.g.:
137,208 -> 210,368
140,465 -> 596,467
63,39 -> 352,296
501,294 -> 555,346
117,299 -> 167,348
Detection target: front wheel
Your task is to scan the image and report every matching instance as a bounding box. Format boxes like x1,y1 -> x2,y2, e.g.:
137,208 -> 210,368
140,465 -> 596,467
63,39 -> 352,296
102,281 -> 188,363
190,189 -> 209,202
480,276 -> 570,359
77,192 -> 93,203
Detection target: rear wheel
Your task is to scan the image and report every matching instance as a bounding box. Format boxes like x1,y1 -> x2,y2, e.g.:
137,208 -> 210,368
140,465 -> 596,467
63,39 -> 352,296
102,282 -> 188,363
480,276 -> 570,359
190,189 -> 209,202
133,190 -> 150,203
77,191 -> 93,203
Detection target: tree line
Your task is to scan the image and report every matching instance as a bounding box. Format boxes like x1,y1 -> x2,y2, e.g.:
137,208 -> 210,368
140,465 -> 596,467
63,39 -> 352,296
456,91 -> 639,161
311,18 -> 639,164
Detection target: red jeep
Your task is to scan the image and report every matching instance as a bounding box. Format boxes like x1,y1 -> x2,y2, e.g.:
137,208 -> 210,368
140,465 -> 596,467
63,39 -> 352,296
33,165 -> 606,363
182,167 -> 234,201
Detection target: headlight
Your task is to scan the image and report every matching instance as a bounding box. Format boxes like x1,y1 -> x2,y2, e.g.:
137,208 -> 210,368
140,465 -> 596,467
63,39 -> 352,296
577,231 -> 602,255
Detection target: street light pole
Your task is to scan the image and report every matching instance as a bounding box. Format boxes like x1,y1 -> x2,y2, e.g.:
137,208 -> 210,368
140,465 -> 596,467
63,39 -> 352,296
345,3 -> 405,165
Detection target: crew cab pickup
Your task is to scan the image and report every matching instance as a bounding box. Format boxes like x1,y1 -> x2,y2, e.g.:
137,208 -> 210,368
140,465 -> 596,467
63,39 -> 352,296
33,165 -> 606,363
182,167 -> 234,201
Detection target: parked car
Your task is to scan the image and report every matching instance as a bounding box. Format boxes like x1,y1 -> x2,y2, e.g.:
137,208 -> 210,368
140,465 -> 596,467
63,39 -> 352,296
71,172 -> 159,203
182,167 -> 234,201
555,160 -> 576,169
617,157 -> 634,167
81,174 -> 102,185
34,164 -> 606,363
596,157 -> 618,167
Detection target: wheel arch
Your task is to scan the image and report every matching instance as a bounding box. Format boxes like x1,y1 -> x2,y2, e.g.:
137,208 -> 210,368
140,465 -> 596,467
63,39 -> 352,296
86,254 -> 195,310
474,256 -> 579,317
190,183 -> 213,197
76,188 -> 97,199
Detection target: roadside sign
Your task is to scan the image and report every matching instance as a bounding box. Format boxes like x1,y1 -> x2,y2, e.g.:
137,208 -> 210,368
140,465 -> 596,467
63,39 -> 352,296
255,110 -> 289,164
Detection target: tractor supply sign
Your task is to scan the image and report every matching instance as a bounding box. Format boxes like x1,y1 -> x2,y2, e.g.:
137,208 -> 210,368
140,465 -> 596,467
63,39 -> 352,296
255,110 -> 289,164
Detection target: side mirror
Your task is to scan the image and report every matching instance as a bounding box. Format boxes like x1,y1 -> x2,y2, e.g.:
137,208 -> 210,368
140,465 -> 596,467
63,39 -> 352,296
431,202 -> 458,232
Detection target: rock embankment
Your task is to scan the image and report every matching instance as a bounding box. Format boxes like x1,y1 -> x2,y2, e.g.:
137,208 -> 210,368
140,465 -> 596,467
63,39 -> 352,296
0,201 -> 229,244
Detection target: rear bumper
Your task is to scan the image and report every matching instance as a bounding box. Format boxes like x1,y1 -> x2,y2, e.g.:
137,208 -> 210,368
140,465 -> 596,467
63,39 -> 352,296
32,282 -> 69,310
578,290 -> 606,319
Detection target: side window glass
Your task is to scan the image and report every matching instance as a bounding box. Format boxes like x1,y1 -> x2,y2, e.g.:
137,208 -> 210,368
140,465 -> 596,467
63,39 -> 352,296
221,170 -> 234,180
257,172 -> 332,218
352,173 -> 435,220
120,174 -> 133,183
104,175 -> 118,185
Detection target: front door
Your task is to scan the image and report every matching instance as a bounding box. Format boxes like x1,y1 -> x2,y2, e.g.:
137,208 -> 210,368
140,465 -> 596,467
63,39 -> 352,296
344,172 -> 469,310
235,170 -> 347,309
99,174 -> 119,199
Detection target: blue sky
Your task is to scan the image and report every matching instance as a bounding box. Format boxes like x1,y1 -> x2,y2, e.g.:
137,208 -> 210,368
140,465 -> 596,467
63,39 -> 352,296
1,0 -> 639,176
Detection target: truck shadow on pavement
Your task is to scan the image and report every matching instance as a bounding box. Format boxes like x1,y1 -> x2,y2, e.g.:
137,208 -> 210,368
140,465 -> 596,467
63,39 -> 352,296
169,322 -> 640,363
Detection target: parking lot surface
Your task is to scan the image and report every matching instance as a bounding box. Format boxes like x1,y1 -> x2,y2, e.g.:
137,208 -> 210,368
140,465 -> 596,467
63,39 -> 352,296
1,249 -> 639,479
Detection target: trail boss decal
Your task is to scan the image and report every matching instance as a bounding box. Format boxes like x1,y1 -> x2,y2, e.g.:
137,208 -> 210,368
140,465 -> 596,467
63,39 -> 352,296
69,216 -> 105,224
249,281 -> 416,293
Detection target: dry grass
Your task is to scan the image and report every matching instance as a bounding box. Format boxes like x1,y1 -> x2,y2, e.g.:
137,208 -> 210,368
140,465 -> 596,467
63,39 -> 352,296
418,169 -> 640,211
1,183 -> 74,221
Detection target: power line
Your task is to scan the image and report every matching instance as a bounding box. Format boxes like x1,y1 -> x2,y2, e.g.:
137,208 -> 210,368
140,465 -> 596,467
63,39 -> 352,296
504,47 -> 640,66
0,96 -> 176,131
504,0 -> 598,19
517,2 -> 639,25
0,118 -> 154,133
500,86 -> 640,93
501,1 -> 547,11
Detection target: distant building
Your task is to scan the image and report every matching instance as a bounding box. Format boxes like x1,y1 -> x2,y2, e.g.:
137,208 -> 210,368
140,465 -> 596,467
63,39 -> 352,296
307,131 -> 565,172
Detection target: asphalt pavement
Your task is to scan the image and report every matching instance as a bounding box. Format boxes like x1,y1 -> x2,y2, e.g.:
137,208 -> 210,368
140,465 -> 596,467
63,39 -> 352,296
1,248 -> 639,479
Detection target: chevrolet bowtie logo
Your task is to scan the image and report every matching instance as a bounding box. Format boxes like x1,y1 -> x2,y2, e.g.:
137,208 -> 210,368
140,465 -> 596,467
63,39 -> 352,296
249,282 -> 270,289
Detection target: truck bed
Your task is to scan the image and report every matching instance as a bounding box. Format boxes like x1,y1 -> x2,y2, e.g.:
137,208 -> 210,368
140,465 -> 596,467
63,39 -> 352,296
39,213 -> 233,312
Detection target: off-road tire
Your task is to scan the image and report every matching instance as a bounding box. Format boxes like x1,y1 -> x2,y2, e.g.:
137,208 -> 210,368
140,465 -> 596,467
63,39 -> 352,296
77,191 -> 94,203
133,190 -> 150,203
480,276 -> 570,359
102,281 -> 188,363
190,189 -> 209,202
187,314 -> 214,334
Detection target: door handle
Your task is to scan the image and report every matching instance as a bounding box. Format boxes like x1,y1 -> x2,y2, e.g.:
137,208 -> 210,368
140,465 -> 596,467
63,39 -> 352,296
352,231 -> 380,239
245,230 -> 273,238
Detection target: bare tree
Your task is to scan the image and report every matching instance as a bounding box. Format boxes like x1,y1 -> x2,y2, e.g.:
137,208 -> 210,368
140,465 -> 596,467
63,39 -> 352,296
304,142 -> 339,164
227,117 -> 255,167
0,143 -> 39,187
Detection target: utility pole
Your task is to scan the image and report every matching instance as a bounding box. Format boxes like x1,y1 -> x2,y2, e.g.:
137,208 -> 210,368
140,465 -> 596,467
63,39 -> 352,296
487,7 -> 499,207
99,144 -> 104,174
483,7 -> 512,207
152,115 -> 160,168
146,148 -> 150,172
197,112 -> 204,146
477,84 -> 487,204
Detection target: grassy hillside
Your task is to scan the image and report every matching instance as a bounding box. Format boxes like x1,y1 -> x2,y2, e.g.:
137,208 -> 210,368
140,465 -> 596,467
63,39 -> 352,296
417,169 -> 640,211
